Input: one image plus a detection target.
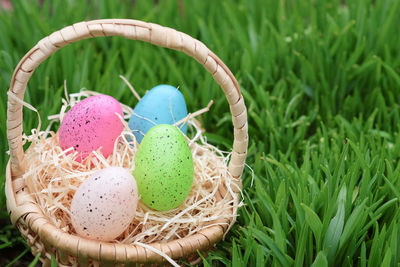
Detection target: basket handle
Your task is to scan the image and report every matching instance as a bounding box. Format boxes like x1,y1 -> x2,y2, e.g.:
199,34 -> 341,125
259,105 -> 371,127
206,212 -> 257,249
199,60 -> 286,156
6,19 -> 248,181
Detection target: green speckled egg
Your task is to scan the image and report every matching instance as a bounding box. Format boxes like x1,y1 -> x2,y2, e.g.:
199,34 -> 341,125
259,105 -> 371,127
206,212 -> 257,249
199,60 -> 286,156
133,124 -> 194,211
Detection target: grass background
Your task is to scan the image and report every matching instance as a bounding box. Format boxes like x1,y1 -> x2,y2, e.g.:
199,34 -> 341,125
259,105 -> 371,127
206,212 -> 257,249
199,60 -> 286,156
1,0 -> 400,266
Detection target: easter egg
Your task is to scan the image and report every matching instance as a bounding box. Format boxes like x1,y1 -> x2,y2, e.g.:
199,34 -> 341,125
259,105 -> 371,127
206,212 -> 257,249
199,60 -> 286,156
134,124 -> 194,211
70,167 -> 138,241
128,84 -> 188,143
59,94 -> 123,161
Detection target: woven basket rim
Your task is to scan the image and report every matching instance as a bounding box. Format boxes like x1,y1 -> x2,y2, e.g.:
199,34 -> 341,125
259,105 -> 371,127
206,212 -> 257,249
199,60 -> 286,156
5,18 -> 248,265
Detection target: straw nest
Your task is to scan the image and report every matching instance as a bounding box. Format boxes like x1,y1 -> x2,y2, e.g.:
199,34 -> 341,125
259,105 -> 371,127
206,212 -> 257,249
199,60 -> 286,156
21,86 -> 243,248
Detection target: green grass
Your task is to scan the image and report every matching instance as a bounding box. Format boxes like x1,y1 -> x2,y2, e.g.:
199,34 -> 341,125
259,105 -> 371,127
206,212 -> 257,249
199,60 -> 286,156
1,0 -> 400,266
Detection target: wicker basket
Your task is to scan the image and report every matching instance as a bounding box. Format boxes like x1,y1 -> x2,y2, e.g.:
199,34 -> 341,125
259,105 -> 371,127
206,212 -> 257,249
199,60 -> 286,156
5,19 -> 248,266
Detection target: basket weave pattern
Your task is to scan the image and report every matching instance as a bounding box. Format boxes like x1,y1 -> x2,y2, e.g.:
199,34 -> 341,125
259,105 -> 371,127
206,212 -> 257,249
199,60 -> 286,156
5,19 -> 248,266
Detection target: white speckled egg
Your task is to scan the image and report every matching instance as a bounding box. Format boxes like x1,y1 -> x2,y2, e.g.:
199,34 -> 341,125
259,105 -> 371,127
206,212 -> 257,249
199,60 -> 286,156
70,167 -> 138,241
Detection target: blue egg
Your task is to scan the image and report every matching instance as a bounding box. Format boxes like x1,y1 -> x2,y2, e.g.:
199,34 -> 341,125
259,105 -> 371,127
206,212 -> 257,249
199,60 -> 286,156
128,85 -> 188,143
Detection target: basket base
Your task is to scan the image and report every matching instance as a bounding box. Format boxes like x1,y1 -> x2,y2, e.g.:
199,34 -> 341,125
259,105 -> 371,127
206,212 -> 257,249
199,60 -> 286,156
5,160 -> 233,266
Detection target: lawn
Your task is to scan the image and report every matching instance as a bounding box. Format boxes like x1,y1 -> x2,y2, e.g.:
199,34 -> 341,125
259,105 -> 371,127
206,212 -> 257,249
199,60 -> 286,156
1,0 -> 400,266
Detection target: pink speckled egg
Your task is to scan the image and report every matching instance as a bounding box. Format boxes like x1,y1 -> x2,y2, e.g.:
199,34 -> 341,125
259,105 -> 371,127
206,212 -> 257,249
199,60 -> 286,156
59,95 -> 123,161
70,167 -> 138,241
